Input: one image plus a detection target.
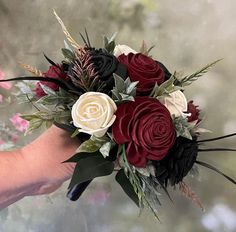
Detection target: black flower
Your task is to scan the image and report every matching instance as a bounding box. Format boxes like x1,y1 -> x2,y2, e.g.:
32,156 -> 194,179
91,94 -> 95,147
154,136 -> 198,187
89,48 -> 128,92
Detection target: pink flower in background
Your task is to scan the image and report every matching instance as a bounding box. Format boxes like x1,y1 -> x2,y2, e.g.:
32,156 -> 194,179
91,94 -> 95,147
10,113 -> 29,132
0,70 -> 12,90
11,134 -> 19,143
0,94 -> 3,102
0,139 -> 5,145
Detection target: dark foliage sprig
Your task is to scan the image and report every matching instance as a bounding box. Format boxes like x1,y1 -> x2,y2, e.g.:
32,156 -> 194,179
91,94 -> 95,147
69,50 -> 106,92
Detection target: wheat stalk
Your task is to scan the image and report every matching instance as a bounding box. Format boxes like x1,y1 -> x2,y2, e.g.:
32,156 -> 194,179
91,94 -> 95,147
53,9 -> 82,51
18,61 -> 43,76
179,181 -> 205,211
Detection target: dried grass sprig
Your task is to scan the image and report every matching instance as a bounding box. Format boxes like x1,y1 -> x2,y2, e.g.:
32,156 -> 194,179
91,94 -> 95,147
18,61 -> 43,76
53,9 -> 82,51
179,181 -> 205,211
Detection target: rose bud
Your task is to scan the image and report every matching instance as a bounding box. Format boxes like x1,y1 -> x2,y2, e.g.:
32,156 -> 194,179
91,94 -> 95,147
34,65 -> 67,98
187,100 -> 200,122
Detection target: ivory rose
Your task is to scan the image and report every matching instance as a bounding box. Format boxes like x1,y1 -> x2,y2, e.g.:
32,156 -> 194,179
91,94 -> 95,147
113,44 -> 137,57
71,92 -> 117,137
158,90 -> 189,117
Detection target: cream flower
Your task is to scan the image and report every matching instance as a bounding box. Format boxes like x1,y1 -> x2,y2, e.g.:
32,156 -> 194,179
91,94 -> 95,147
159,90 -> 190,117
113,44 -> 137,57
72,92 -> 117,137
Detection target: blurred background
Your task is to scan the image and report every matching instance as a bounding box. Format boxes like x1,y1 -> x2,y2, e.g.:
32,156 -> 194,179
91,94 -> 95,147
0,0 -> 236,231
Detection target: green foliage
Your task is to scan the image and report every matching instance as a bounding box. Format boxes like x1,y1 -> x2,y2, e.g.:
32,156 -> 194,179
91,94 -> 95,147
36,86 -> 77,109
75,135 -> 111,156
21,110 -> 71,134
115,169 -> 140,206
63,151 -> 101,163
151,60 -> 220,98
61,48 -> 75,62
173,116 -> 194,140
112,74 -> 138,103
119,145 -> 160,220
175,59 -> 221,87
103,32 -> 117,53
68,154 -> 114,189
151,73 -> 183,98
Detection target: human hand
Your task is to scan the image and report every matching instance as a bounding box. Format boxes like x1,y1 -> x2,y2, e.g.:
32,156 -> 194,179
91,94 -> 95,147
20,125 -> 80,196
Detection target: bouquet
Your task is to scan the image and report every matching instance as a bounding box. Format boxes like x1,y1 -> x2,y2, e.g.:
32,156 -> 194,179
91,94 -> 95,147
1,11 -> 235,220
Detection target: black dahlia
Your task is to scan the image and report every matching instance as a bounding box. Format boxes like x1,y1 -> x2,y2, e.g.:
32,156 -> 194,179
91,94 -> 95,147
155,136 -> 198,187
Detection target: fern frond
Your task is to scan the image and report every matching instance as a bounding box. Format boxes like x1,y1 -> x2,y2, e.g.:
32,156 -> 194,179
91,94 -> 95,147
177,59 -> 222,87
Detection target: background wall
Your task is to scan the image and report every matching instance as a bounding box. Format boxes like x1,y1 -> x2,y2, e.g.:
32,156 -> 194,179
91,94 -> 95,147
0,0 -> 236,231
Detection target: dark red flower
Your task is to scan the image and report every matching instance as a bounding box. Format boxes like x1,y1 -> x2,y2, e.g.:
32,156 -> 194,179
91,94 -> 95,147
118,53 -> 165,95
34,65 -> 67,97
112,97 -> 176,167
187,100 -> 200,122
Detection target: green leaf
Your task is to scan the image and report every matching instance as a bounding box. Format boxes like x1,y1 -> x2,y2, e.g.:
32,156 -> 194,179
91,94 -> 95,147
39,83 -> 57,96
71,128 -> 80,138
112,75 -> 138,103
64,40 -> 73,52
69,155 -> 114,189
25,118 -> 43,134
116,169 -> 139,207
176,59 -> 221,87
63,151 -> 100,163
113,74 -> 125,91
99,142 -> 112,158
108,32 -> 117,43
76,139 -> 100,153
103,33 -> 117,53
61,48 -> 75,61
126,80 -> 139,95
173,116 -> 193,140
76,136 -> 110,153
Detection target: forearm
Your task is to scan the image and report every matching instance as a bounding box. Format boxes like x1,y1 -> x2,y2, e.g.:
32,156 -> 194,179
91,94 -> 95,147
0,150 -> 41,210
0,126 -> 79,210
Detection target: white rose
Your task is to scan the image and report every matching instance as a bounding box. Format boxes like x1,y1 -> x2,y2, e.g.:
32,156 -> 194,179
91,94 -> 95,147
113,44 -> 137,57
71,92 -> 117,137
159,90 -> 190,117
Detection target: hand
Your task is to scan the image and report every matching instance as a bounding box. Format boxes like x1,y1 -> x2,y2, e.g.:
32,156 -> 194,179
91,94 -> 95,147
21,126 -> 80,195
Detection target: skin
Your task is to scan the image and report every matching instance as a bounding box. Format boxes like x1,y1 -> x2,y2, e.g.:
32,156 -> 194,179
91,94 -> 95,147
0,126 -> 79,210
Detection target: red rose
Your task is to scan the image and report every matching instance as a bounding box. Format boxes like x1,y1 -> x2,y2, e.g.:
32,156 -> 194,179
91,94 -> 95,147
34,65 -> 67,97
187,101 -> 200,122
118,53 -> 165,95
112,97 -> 176,167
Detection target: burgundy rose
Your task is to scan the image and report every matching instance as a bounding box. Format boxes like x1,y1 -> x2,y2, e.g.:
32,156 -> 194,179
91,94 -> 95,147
112,97 -> 176,167
34,65 -> 67,97
187,100 -> 200,122
118,53 -> 165,95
